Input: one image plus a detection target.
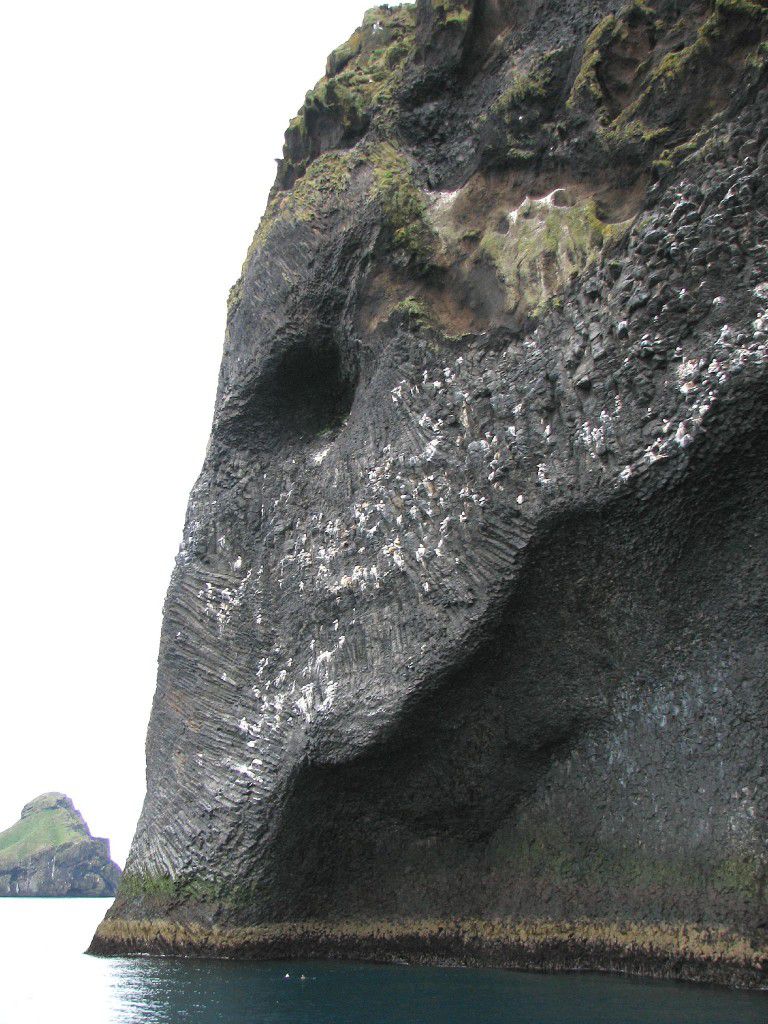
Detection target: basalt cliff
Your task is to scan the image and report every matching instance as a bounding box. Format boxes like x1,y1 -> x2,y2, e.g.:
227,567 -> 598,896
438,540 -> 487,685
92,0 -> 768,988
0,793 -> 121,897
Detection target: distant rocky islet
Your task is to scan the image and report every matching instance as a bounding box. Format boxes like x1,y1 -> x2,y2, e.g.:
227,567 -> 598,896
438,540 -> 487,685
0,793 -> 121,897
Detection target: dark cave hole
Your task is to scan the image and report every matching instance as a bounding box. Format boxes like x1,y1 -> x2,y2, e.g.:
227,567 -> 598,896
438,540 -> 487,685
224,336 -> 358,445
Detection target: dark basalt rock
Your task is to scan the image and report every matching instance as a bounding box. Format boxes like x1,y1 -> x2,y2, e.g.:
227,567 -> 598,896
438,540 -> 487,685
0,793 -> 122,897
92,0 -> 768,987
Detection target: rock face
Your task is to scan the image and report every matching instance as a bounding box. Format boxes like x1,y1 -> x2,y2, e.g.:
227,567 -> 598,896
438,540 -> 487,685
93,0 -> 768,987
0,793 -> 121,897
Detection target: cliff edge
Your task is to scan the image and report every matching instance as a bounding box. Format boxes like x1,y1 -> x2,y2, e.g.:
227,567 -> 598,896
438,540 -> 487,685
0,793 -> 121,897
92,0 -> 768,988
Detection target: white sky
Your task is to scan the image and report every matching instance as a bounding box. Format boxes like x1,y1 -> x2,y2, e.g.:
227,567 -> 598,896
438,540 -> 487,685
0,0 -> 391,866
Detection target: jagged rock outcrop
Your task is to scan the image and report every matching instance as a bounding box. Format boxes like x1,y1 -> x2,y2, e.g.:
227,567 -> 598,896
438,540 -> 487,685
92,0 -> 768,988
0,793 -> 121,897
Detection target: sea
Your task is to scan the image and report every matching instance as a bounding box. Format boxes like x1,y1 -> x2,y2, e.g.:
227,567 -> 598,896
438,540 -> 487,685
0,899 -> 766,1023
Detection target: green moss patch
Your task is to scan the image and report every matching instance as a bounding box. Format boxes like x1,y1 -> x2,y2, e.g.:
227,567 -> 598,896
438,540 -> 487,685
568,15 -> 621,110
392,296 -> 435,330
119,870 -> 227,905
433,1 -> 473,28
650,0 -> 765,89
492,49 -> 567,162
503,817 -> 766,908
370,143 -> 437,269
274,150 -> 356,222
117,869 -> 263,913
477,192 -> 625,316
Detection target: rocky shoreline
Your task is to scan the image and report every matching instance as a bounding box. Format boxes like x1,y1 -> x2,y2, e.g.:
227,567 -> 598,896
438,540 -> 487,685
90,917 -> 767,989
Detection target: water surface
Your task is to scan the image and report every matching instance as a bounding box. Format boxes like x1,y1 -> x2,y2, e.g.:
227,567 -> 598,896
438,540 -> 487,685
0,899 -> 765,1023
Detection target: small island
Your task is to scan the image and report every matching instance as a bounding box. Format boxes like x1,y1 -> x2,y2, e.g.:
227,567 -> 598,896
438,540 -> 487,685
0,792 -> 121,897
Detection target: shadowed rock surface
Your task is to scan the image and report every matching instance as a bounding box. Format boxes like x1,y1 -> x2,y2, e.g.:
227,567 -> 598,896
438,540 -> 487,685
93,0 -> 768,987
0,793 -> 121,897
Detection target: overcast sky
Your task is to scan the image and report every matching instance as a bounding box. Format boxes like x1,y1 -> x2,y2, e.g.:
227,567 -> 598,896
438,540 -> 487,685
0,0 -> 388,866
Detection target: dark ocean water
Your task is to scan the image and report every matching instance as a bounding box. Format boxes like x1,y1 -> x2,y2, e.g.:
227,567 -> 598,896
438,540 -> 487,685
0,899 -> 766,1024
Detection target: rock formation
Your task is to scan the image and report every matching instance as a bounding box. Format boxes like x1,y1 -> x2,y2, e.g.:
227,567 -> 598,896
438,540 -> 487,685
0,793 -> 121,897
92,0 -> 768,988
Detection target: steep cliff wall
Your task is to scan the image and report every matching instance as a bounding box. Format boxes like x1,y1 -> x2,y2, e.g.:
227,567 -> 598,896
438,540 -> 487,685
0,793 -> 121,897
92,0 -> 768,987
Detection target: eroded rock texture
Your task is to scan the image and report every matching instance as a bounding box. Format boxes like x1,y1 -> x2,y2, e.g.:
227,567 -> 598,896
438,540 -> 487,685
93,0 -> 768,987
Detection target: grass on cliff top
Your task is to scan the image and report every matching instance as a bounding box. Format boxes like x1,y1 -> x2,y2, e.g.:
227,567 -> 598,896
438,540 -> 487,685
286,4 -> 417,151
0,807 -> 86,868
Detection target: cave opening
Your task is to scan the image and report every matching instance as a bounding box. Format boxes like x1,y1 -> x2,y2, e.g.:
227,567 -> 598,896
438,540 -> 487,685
223,334 -> 358,446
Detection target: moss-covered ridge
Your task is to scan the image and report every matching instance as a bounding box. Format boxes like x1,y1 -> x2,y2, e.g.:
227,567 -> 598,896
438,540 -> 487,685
247,0 -> 767,328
